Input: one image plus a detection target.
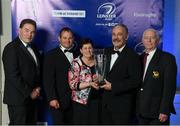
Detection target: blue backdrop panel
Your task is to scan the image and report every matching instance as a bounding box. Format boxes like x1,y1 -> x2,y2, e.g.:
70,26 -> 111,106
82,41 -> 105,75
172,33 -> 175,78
11,0 -> 163,54
163,0 -> 180,88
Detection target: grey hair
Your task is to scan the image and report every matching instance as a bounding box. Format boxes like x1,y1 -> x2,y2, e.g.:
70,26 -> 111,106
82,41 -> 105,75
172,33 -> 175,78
142,28 -> 160,40
113,24 -> 128,34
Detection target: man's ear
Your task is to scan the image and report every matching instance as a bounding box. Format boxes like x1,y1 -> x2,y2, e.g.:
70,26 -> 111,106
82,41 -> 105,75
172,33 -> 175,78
18,28 -> 21,35
156,37 -> 161,45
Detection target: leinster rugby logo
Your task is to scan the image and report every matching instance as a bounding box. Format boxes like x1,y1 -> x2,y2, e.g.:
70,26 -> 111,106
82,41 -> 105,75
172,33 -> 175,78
97,3 -> 116,20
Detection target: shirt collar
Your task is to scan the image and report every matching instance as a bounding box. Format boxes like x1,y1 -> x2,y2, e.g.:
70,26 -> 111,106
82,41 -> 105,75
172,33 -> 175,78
59,44 -> 73,52
114,44 -> 126,52
19,36 -> 30,47
145,48 -> 157,56
59,45 -> 66,52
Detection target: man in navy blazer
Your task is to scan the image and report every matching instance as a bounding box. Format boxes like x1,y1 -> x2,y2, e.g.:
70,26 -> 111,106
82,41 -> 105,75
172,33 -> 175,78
100,24 -> 142,124
43,27 -> 78,124
136,28 -> 177,125
2,19 -> 41,125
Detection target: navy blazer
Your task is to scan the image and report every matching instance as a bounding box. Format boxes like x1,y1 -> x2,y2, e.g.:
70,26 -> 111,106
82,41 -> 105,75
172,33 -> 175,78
137,49 -> 177,118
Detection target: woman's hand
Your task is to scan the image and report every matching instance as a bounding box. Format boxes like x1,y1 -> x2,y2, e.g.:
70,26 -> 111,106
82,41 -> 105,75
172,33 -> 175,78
92,74 -> 98,83
90,82 -> 99,90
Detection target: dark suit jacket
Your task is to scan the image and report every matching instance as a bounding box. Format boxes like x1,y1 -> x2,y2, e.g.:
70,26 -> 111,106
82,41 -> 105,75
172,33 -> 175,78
137,49 -> 177,118
43,47 -> 73,110
2,37 -> 41,105
102,46 -> 142,117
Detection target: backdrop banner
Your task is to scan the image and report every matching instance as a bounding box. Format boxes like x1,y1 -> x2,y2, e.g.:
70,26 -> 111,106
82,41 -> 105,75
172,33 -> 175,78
11,0 -> 164,124
11,0 -> 164,53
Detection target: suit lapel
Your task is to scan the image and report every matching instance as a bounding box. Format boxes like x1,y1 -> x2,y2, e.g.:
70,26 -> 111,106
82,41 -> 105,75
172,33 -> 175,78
58,47 -> 71,66
111,51 -> 124,70
108,46 -> 126,73
143,49 -> 161,83
18,40 -> 38,66
32,47 -> 41,66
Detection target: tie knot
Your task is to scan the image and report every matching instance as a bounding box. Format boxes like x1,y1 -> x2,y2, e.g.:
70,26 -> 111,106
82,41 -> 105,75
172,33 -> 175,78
64,49 -> 73,53
144,53 -> 149,57
26,43 -> 32,48
112,50 -> 120,55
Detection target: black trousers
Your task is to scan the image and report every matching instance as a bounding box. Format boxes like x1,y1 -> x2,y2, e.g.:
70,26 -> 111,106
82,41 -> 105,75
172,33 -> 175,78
138,115 -> 170,125
72,100 -> 100,125
7,102 -> 37,125
49,106 -> 73,125
101,104 -> 133,125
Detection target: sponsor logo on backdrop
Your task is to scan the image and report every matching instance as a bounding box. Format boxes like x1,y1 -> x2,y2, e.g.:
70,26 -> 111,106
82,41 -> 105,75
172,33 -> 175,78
95,22 -> 118,27
52,10 -> 86,18
97,2 -> 116,21
134,42 -> 145,55
96,2 -> 117,27
134,12 -> 157,18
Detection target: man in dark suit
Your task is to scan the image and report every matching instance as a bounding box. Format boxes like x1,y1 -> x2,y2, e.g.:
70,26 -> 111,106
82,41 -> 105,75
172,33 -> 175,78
2,19 -> 41,125
136,28 -> 177,125
43,27 -> 78,124
100,24 -> 142,124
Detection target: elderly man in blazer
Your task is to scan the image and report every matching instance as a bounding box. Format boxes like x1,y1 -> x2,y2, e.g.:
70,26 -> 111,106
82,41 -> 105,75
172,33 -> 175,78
43,27 -> 78,124
136,28 -> 177,125
2,19 -> 41,125
100,24 -> 142,124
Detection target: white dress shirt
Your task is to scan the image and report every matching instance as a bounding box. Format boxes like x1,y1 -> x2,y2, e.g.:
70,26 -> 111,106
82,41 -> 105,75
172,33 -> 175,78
110,45 -> 126,70
60,45 -> 73,63
143,48 -> 157,81
20,39 -> 38,65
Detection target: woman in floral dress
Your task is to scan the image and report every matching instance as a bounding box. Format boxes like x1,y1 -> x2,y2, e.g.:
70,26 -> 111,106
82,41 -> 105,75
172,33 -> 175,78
68,38 -> 101,124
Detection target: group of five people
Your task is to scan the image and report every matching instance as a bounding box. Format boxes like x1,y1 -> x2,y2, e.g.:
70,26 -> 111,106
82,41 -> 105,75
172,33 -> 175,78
2,18 -> 177,125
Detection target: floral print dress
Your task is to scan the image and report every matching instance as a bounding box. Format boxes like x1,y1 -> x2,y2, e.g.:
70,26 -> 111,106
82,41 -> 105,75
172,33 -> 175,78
68,56 -> 96,105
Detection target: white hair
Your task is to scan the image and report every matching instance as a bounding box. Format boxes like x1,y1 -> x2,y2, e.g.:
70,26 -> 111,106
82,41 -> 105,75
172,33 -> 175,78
142,28 -> 160,40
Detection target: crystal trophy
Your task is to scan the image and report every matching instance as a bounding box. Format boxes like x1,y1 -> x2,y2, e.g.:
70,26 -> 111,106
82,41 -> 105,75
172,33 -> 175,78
94,49 -> 107,85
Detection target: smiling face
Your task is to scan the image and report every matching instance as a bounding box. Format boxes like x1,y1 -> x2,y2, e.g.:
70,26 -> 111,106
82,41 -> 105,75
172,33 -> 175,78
18,23 -> 36,43
58,31 -> 74,49
142,29 -> 160,52
80,43 -> 93,59
112,25 -> 128,50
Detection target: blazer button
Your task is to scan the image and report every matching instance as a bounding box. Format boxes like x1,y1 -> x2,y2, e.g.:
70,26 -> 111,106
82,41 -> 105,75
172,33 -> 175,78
140,88 -> 143,91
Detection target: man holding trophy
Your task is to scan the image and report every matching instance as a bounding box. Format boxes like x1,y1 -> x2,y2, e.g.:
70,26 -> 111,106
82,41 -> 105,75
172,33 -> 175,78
100,24 -> 142,124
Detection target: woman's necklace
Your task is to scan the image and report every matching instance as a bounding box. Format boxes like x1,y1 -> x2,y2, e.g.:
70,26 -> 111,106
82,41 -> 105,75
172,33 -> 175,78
82,56 -> 94,67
